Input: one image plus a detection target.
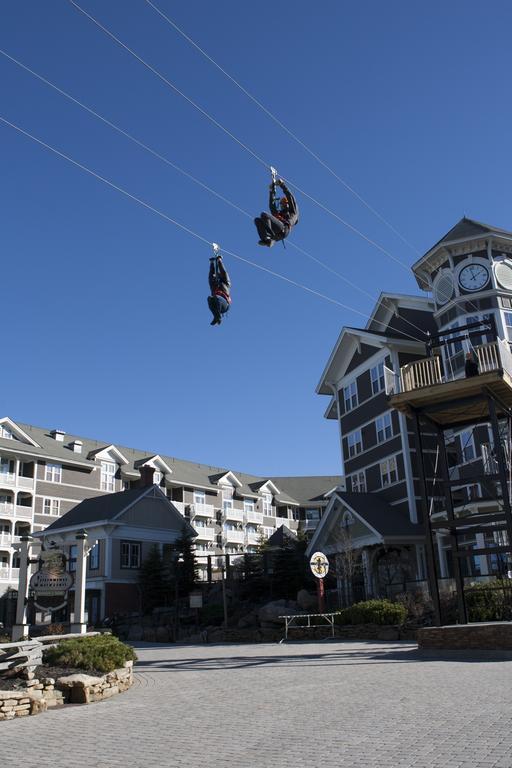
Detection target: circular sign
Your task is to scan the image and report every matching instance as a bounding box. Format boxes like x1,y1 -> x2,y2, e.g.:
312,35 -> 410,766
30,550 -> 73,612
309,551 -> 329,579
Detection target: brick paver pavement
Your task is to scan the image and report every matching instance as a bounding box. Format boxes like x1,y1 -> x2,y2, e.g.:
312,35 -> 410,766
2,640 -> 512,767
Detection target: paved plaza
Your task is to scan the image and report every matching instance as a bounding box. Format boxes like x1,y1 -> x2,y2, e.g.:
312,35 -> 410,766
2,640 -> 512,767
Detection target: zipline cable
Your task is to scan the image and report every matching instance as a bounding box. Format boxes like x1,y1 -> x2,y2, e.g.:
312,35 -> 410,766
66,0 -> 413,274
0,113 -> 426,342
0,47 -> 429,341
143,0 -> 422,257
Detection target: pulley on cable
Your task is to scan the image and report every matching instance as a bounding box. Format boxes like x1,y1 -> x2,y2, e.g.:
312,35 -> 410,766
207,243 -> 232,327
254,166 -> 299,249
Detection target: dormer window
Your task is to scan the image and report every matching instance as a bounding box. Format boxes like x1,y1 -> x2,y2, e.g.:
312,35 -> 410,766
153,470 -> 162,485
0,425 -> 13,439
262,492 -> 273,516
100,461 -> 116,492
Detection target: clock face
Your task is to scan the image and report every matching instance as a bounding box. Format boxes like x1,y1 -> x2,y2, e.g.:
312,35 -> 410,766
458,263 -> 490,292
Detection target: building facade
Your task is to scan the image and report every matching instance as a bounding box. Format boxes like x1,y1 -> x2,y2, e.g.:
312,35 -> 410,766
308,218 -> 512,600
0,416 -> 342,597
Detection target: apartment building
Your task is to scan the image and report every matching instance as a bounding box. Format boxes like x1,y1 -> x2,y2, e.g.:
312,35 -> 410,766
0,416 -> 342,596
308,218 -> 512,598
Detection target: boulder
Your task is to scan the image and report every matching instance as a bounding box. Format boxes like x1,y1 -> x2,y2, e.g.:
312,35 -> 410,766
237,610 -> 258,629
297,589 -> 317,611
258,600 -> 298,627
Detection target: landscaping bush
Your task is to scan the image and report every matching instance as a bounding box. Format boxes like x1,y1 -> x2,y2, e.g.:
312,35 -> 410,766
199,604 -> 225,627
466,580 -> 512,622
335,599 -> 407,626
43,634 -> 137,674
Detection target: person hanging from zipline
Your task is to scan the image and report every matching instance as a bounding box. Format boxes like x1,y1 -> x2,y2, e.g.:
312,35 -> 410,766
254,168 -> 298,247
207,244 -> 231,326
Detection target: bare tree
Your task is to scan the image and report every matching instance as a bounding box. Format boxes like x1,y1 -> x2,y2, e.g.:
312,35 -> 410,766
330,522 -> 361,608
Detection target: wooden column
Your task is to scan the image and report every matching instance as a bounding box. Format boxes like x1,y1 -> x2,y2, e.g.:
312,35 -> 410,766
12,535 -> 31,641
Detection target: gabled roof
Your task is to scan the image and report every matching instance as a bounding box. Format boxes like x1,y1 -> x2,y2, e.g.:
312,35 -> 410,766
209,470 -> 243,488
270,476 -> 343,505
266,523 -> 298,548
133,454 -> 173,476
87,444 -> 129,465
412,217 -> 512,290
306,492 -> 422,556
0,417 -> 40,448
39,485 -> 196,537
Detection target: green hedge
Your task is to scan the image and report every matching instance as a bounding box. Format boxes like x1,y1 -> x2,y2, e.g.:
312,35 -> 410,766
466,581 -> 512,622
335,599 -> 407,626
43,634 -> 137,674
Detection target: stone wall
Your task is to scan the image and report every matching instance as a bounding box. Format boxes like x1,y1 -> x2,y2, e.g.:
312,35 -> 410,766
418,622 -> 512,650
0,661 -> 133,719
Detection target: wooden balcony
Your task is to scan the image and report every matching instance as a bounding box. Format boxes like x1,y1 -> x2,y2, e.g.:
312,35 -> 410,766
390,339 -> 512,427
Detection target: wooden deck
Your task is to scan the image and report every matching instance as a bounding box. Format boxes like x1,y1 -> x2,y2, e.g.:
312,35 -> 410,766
389,369 -> 512,426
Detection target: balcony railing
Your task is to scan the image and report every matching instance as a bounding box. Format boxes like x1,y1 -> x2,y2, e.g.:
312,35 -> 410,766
395,338 -> 512,395
17,476 -> 35,490
0,565 -> 18,581
246,510 -> 263,525
0,534 -> 21,547
170,501 -> 185,516
223,507 -> 244,522
246,531 -> 260,546
0,503 -> 32,519
190,503 -> 214,519
0,472 -> 15,487
192,525 -> 216,542
223,529 -> 244,544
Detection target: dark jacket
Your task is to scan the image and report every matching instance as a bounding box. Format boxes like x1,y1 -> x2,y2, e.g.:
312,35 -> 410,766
269,182 -> 299,232
209,260 -> 231,303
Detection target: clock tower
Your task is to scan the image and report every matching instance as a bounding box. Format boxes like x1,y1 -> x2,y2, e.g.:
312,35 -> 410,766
412,217 -> 512,376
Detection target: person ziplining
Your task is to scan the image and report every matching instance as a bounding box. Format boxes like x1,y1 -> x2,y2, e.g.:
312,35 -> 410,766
207,244 -> 231,326
254,167 -> 298,247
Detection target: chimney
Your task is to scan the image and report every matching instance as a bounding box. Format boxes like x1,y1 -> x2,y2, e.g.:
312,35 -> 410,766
139,466 -> 155,487
70,440 -> 83,454
51,429 -> 66,442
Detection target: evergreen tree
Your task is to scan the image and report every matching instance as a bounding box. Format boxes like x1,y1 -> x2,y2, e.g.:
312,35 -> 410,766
174,527 -> 199,597
138,544 -> 167,613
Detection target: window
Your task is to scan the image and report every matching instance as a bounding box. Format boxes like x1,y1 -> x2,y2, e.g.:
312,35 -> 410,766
193,489 -> 205,505
89,542 -> 100,570
262,493 -> 273,516
243,498 -> 255,513
120,541 -> 141,569
0,458 -> 14,475
347,430 -> 363,458
504,311 -> 512,341
0,425 -> 12,439
45,463 -> 62,483
343,381 -> 358,412
376,413 -> 393,443
69,544 -> 77,572
43,498 -> 60,516
370,362 -> 385,395
460,429 -> 476,463
350,471 -> 366,493
153,470 -> 162,485
100,461 -> 116,492
262,527 -> 274,539
380,456 -> 398,487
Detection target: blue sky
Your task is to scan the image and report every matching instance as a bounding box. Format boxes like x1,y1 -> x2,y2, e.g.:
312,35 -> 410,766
1,1 -> 511,476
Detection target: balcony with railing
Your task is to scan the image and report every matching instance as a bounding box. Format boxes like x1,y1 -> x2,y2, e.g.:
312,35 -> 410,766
223,507 -> 244,522
0,533 -> 21,548
190,503 -> 214,519
223,529 -> 245,544
170,500 -> 185,516
246,510 -> 263,525
246,531 -> 260,546
0,472 -> 15,487
192,525 -> 216,542
389,336 -> 512,427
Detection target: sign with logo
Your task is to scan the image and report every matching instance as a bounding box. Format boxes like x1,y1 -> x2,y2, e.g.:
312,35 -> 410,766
30,550 -> 73,612
309,551 -> 329,579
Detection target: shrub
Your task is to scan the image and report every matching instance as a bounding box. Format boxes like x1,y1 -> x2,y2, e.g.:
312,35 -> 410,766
43,634 -> 137,674
466,580 -> 512,622
335,599 -> 407,626
199,604 -> 225,627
